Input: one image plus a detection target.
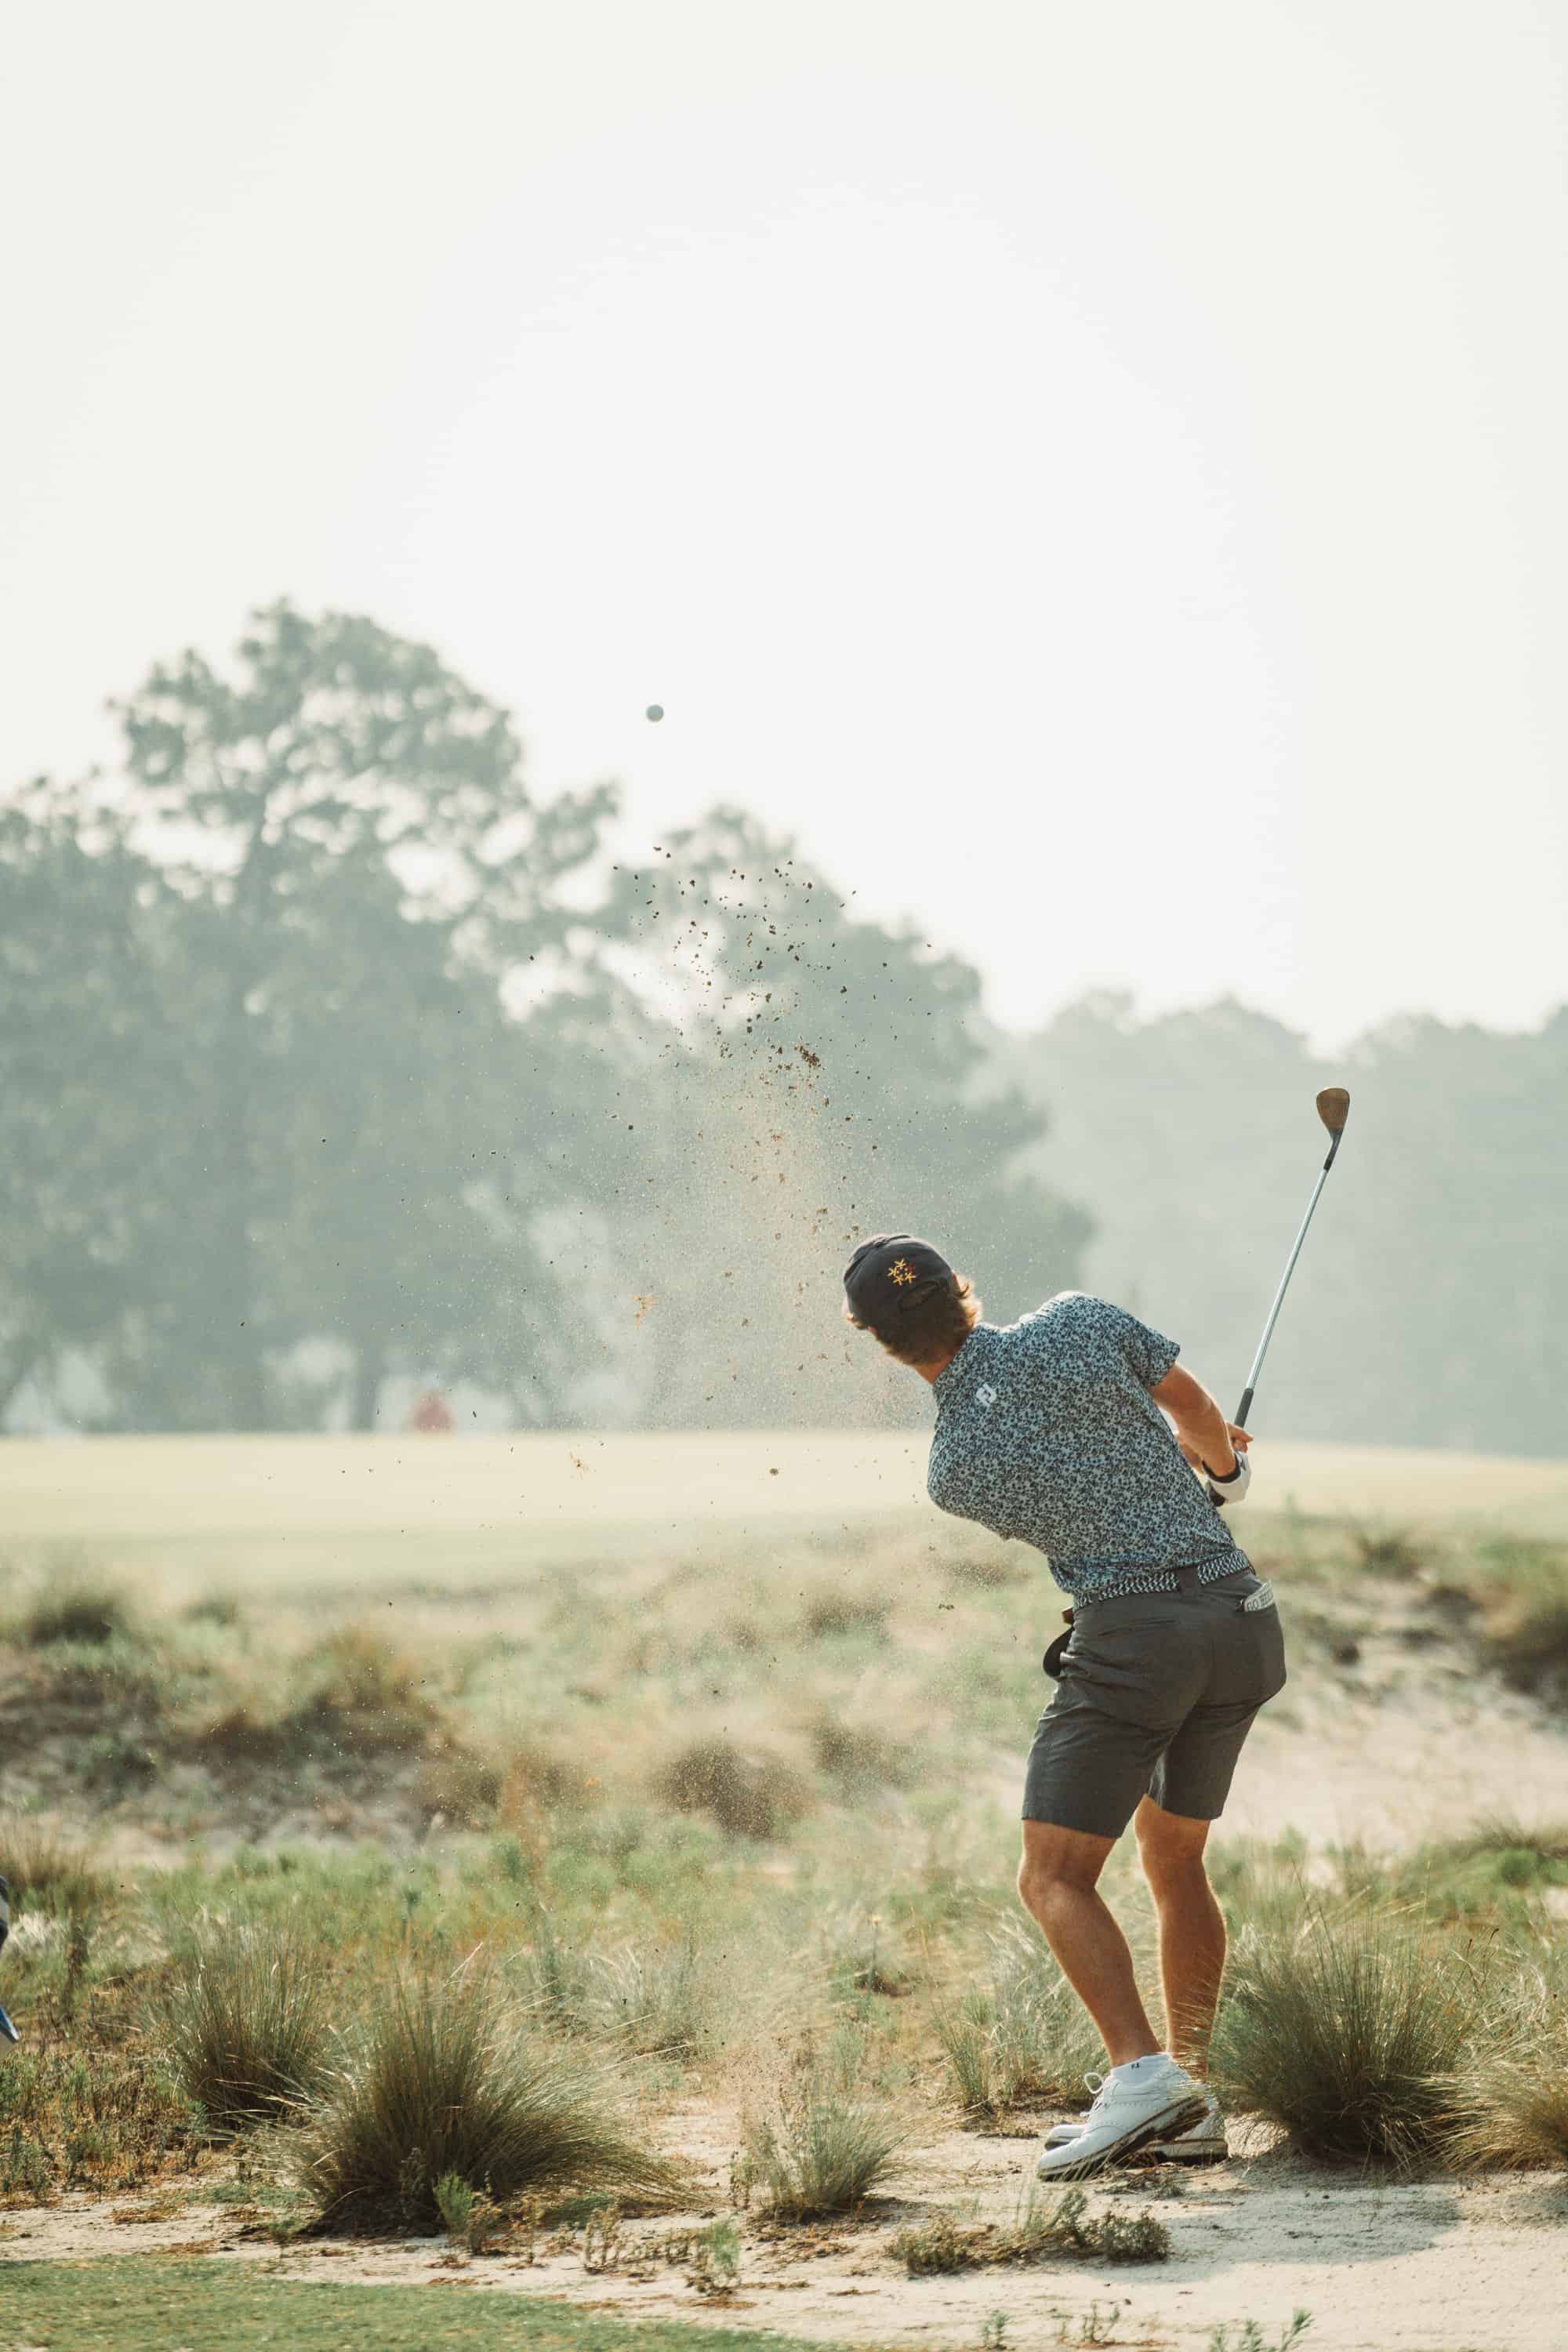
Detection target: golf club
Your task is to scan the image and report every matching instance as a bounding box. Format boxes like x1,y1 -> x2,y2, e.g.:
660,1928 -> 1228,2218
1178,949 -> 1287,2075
0,1875 -> 16,2043
1233,1087 -> 1351,1430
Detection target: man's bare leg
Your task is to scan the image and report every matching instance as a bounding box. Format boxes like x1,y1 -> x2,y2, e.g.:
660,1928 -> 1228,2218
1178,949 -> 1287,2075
1017,1820 -> 1161,2067
1134,1796 -> 1225,2077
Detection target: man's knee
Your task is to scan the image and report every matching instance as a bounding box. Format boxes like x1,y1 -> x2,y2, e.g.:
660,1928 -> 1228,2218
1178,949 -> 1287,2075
1018,1821 -> 1112,1912
1134,1796 -> 1212,1890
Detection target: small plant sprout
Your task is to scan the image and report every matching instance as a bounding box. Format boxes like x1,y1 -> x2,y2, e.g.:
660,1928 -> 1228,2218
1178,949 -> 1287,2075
982,2313 -> 1010,2352
1207,2315 -> 1312,2352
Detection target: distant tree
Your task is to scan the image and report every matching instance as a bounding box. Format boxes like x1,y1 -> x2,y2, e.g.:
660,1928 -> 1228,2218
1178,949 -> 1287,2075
0,784 -> 190,1421
1007,993 -> 1568,1457
96,601 -> 616,1428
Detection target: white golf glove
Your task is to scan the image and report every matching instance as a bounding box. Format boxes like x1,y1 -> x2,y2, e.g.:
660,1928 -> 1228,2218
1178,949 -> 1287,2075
1204,1450 -> 1252,1508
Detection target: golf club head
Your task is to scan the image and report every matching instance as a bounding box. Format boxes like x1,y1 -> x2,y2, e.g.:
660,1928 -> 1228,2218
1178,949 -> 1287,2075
1316,1087 -> 1350,1135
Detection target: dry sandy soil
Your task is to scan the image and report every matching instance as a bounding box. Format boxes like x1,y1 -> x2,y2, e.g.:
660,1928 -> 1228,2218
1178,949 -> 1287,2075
4,2113 -> 1564,2352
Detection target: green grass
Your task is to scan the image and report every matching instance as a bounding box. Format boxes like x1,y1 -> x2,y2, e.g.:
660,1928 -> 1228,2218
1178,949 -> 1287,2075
0,2259 -> 862,2352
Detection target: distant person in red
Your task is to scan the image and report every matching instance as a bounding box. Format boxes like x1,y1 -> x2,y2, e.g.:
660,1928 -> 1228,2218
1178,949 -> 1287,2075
408,1390 -> 454,1435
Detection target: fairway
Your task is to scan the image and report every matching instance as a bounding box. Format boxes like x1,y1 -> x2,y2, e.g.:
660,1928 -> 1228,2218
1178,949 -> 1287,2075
6,1431 -> 1567,1599
0,2259 -> 861,2352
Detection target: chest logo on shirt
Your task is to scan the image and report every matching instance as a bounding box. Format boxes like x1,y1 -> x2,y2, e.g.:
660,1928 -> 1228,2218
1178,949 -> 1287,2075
975,1384 -> 998,1409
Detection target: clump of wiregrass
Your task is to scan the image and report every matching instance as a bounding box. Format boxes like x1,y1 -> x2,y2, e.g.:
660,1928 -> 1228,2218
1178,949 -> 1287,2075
808,1713 -> 916,1795
655,1736 -> 811,1841
1444,1966 -> 1568,2172
739,2020 -> 907,2219
296,1958 -> 683,2232
1472,1540 -> 1568,1700
1208,1901 -> 1486,2165
0,1819 -> 118,1922
158,1929 -> 335,2133
1346,1522 -> 1425,1578
935,1921 -> 1102,2121
798,1584 -> 894,1641
17,1567 -> 136,1649
892,2184 -> 1170,2274
197,1626 -> 447,1767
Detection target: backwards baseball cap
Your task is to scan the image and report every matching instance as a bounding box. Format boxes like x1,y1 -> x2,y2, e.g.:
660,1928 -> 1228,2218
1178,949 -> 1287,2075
842,1232 -> 954,1321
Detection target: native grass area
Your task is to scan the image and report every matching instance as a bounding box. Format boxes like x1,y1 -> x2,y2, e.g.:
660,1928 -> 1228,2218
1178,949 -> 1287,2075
2,1432 -> 1568,2351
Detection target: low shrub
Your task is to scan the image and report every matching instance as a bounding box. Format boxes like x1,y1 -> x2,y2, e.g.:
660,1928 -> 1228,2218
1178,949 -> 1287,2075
160,1929 -> 335,2132
298,1962 -> 681,2231
1209,1904 -> 1483,2164
892,2186 -> 1170,2274
0,2042 -> 200,2194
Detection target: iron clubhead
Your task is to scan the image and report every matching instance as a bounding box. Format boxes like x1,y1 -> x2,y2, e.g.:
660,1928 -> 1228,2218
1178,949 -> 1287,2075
1316,1086 -> 1350,1135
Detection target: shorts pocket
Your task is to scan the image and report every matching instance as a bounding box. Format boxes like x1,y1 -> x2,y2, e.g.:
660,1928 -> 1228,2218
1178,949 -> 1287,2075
1064,1617 -> 1194,1732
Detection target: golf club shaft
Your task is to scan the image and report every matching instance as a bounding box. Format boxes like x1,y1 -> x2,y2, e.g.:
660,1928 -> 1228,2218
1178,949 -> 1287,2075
1234,1125 -> 1346,1430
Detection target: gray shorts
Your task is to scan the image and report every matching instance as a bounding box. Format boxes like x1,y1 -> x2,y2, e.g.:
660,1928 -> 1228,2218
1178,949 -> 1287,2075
1022,1567 -> 1287,1840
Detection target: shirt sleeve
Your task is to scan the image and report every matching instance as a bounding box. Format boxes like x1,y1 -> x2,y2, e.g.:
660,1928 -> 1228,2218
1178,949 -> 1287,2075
1094,1298 -> 1180,1388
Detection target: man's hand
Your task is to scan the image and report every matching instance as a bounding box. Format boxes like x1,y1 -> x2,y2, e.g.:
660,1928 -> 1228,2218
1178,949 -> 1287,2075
1174,1422 -> 1251,1475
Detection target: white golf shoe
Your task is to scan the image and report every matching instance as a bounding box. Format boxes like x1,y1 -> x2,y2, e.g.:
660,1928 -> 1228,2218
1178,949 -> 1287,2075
1044,2075 -> 1227,2167
1035,2055 -> 1207,2181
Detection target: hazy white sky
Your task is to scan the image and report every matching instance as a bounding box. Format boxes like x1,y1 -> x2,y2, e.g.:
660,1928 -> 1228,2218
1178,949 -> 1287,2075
4,0 -> 1565,1047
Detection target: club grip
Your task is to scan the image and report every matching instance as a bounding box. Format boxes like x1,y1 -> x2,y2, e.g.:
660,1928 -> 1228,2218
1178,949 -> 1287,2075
1233,1384 -> 1254,1431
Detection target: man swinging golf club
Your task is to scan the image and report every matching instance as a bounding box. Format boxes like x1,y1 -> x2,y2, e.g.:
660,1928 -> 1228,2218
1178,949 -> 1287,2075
843,1243 -> 1285,2178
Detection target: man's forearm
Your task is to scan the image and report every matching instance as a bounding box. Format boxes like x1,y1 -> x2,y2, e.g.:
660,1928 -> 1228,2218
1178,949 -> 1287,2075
1166,1385 -> 1237,1476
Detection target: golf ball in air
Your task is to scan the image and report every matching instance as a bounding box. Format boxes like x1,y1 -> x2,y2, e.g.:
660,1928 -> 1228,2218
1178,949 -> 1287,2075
645,704 -> 664,722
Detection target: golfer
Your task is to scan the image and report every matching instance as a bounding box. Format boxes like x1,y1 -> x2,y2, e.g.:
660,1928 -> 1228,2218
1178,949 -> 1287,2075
844,1235 -> 1286,2180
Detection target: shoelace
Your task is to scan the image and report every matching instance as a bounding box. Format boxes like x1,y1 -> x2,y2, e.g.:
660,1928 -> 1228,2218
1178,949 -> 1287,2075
1080,2069 -> 1109,2118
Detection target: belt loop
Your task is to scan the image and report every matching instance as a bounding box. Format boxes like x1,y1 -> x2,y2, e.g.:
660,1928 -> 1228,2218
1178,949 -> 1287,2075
1174,1563 -> 1200,1598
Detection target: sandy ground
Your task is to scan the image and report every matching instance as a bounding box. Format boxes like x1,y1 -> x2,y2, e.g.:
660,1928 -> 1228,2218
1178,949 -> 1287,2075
3,2113 -> 1564,2351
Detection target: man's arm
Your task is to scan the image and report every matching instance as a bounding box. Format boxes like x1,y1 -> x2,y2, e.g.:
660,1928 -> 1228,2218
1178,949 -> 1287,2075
1148,1362 -> 1250,1480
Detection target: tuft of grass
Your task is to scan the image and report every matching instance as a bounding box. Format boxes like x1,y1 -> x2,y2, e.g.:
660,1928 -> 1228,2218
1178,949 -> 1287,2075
1,1820 -> 117,1922
892,2186 -> 1170,2274
19,1574 -> 135,1648
808,1713 -> 916,1794
414,1745 -> 504,1829
798,1586 -> 892,1641
1446,1974 -> 1568,2172
742,2030 -> 906,2218
196,1628 -> 446,1769
297,1961 -> 682,2232
1346,1523 -> 1424,1578
936,1923 -> 1102,2120
159,1929 -> 335,2132
655,1737 -> 811,1841
1209,1904 -> 1483,2165
1207,2317 -> 1312,2352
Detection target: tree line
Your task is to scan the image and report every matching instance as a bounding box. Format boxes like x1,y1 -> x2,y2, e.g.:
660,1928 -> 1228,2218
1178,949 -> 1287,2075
0,604 -> 1083,1434
5,604 -> 1561,1453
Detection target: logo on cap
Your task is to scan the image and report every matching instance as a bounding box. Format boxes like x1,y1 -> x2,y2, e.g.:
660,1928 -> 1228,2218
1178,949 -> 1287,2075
887,1258 -> 916,1287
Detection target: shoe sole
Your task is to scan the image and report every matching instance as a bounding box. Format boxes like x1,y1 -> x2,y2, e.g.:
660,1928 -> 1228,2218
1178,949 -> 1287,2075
1044,2132 -> 1229,2165
1036,2094 -> 1209,2183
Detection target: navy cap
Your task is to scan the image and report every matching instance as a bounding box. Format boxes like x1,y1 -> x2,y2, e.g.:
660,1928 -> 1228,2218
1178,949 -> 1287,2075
843,1232 -> 954,1319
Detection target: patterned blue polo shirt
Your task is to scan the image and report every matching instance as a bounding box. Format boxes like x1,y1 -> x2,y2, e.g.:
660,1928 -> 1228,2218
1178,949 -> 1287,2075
926,1292 -> 1246,1602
